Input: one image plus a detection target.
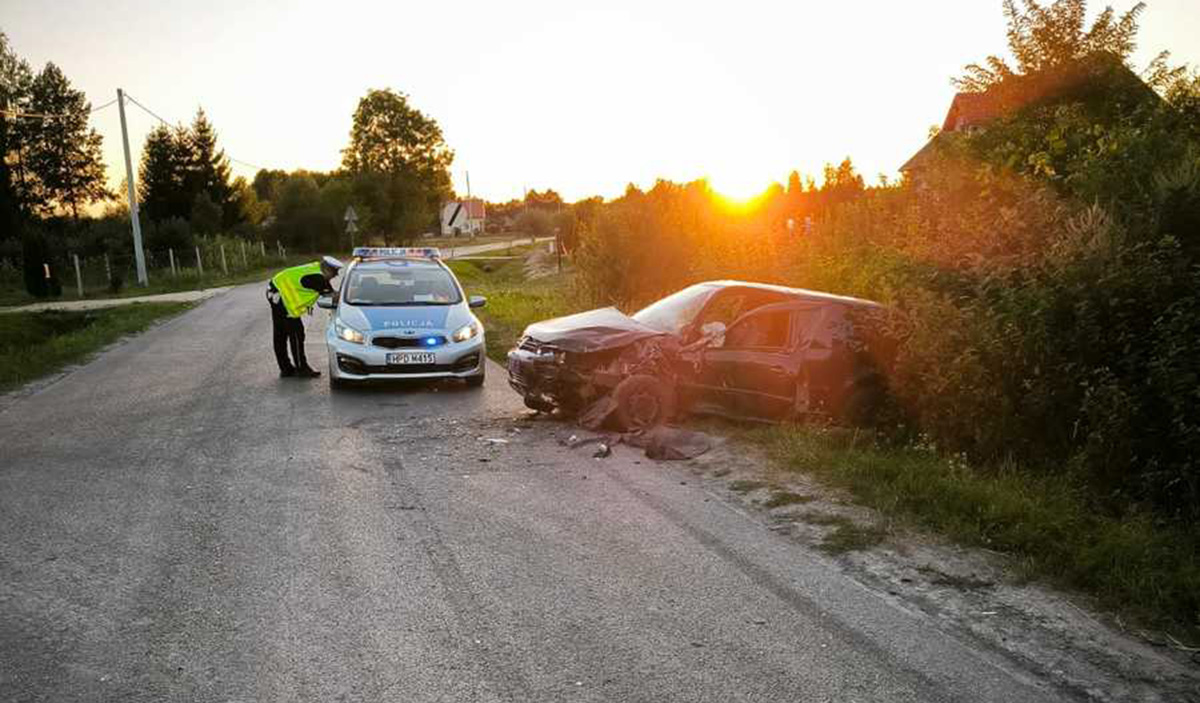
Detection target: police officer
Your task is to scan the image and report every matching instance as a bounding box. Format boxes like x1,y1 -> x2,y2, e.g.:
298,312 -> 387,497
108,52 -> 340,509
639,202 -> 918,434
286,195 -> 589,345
267,255 -> 343,378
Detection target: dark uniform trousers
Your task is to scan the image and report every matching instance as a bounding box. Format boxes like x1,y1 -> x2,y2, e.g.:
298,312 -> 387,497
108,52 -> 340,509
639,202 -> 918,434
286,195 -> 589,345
268,286 -> 310,373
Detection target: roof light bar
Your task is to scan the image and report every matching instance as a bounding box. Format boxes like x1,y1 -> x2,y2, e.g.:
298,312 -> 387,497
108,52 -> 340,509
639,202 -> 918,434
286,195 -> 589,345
352,247 -> 441,260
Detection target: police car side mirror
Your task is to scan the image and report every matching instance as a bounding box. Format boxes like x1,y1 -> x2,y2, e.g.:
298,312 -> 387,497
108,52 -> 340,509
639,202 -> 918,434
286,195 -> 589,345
316,295 -> 335,310
469,295 -> 487,309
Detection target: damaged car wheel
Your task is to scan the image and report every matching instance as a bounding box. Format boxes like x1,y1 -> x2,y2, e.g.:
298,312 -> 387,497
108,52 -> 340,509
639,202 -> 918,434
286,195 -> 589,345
612,375 -> 674,431
523,394 -> 557,413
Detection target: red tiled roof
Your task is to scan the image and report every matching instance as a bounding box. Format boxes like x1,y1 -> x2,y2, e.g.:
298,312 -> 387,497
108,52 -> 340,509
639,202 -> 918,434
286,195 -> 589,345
942,92 -> 1005,131
463,199 -> 485,218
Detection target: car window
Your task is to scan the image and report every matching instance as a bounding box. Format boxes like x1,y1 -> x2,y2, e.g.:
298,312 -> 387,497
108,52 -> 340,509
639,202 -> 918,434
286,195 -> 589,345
725,310 -> 791,349
345,267 -> 461,306
631,284 -> 719,334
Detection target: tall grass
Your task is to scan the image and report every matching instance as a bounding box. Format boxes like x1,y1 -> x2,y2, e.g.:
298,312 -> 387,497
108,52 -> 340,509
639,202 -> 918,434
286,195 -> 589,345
0,303 -> 191,392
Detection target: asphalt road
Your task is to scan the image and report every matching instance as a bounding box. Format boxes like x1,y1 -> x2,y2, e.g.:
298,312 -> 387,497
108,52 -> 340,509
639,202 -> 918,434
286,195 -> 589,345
0,284 -> 1065,702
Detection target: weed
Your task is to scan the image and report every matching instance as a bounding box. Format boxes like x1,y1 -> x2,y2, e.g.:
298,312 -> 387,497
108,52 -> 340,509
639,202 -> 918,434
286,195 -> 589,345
757,425 -> 1200,636
797,512 -> 886,554
727,479 -> 767,493
762,490 -> 814,508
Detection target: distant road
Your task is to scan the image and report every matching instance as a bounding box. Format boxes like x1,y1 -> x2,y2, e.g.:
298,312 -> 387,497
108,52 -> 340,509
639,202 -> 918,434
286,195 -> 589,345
0,283 -> 1068,702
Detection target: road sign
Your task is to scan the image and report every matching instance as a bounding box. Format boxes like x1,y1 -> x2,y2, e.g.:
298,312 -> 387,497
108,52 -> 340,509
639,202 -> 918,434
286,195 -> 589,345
344,206 -> 358,224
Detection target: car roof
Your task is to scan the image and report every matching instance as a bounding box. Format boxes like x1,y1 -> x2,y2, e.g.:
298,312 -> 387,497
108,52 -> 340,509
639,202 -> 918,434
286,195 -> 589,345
350,257 -> 448,272
701,280 -> 883,309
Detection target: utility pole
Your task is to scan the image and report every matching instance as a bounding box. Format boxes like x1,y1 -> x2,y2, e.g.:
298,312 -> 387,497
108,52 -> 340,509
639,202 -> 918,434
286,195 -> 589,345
465,171 -> 473,238
117,89 -> 148,286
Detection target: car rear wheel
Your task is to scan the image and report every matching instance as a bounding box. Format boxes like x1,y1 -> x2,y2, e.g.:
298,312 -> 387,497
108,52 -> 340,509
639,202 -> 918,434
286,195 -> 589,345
612,375 -> 674,432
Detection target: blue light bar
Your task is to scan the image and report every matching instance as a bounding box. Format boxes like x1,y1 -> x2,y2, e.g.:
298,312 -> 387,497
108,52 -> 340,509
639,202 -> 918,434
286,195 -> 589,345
352,247 -> 441,260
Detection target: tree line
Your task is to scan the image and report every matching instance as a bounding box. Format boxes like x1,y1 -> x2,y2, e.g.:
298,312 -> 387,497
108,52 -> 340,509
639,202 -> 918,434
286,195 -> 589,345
1,29 -> 456,297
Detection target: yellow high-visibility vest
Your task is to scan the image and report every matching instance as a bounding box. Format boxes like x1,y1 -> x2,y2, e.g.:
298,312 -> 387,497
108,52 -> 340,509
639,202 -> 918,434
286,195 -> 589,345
271,262 -> 323,318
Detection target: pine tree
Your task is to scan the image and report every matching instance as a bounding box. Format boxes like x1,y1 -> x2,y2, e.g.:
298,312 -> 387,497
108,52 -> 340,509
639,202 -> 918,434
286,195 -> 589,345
23,62 -> 109,218
138,124 -> 193,223
187,109 -> 234,228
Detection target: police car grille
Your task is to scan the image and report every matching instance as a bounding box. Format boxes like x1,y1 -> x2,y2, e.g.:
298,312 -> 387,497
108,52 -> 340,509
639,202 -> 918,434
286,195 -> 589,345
373,335 -> 446,349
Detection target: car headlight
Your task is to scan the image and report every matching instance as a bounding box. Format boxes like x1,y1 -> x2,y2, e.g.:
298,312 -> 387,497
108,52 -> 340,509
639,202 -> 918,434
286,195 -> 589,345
451,320 -> 481,343
334,319 -> 365,345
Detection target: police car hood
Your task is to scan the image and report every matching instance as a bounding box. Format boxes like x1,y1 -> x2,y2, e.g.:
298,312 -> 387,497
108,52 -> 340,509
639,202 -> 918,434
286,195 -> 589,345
524,307 -> 667,354
339,304 -> 461,333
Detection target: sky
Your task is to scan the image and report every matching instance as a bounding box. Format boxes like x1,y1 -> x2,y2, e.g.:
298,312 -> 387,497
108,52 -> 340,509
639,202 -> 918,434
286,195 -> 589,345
4,0 -> 1199,203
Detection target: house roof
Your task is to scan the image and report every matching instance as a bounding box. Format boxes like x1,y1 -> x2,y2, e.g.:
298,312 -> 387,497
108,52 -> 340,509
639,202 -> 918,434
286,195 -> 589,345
463,198 -> 485,218
899,134 -> 946,173
901,54 -> 1158,173
942,92 -> 1005,131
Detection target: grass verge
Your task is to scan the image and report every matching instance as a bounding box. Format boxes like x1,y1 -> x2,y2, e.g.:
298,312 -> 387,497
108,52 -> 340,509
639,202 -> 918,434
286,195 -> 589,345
0,302 -> 191,393
446,254 -> 576,362
755,424 -> 1200,636
0,255 -> 314,309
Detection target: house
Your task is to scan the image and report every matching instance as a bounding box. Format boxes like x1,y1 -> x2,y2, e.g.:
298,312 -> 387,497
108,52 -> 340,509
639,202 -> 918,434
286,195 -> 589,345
440,199 -> 486,237
901,54 -> 1158,178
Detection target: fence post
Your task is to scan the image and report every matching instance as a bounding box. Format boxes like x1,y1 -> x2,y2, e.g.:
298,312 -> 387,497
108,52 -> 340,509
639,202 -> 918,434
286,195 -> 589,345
220,245 -> 228,275
104,254 -> 112,283
260,240 -> 266,258
195,246 -> 203,276
169,248 -> 176,277
240,241 -> 247,267
73,254 -> 83,298
277,241 -> 283,259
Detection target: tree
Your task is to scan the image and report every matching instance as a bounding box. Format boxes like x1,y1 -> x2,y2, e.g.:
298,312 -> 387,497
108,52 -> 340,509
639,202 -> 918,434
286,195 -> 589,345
342,89 -> 454,241
516,208 -> 553,238
138,124 -> 192,223
0,32 -> 34,230
229,176 -> 267,227
186,109 -> 234,227
957,0 -> 1147,92
22,62 -> 110,218
190,191 -> 221,235
271,172 -> 334,252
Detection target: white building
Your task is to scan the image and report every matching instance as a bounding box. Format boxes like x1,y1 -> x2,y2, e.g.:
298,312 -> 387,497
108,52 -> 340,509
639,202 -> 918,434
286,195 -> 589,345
440,199 -> 486,237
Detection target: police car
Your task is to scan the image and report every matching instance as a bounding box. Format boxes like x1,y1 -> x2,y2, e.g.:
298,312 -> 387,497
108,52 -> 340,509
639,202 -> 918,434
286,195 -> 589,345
318,247 -> 487,389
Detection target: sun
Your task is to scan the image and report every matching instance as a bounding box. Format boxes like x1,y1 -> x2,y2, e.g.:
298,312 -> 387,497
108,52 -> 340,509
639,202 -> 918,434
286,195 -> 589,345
707,169 -> 771,204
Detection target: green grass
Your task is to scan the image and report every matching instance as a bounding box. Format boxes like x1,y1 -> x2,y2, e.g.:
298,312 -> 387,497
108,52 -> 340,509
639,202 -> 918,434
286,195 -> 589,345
727,479 -> 768,493
797,512 -> 888,554
446,254 -> 577,362
755,425 -> 1200,636
0,303 -> 191,393
762,490 -> 815,508
0,255 -> 314,309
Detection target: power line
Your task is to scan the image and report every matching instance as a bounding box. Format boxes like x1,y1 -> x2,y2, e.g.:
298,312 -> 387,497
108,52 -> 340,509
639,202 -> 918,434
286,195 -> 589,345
122,92 -> 264,173
122,92 -> 175,127
0,98 -> 117,120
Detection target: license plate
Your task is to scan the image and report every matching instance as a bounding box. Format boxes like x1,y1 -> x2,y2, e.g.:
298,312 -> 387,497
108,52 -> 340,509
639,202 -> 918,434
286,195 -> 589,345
387,352 -> 436,365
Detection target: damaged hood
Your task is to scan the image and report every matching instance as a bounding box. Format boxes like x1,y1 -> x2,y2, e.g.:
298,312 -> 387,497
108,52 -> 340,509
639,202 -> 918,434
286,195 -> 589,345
524,307 -> 668,354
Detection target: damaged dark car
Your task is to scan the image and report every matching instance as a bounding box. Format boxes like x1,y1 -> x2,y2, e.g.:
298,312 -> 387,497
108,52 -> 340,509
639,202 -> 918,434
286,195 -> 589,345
506,281 -> 896,431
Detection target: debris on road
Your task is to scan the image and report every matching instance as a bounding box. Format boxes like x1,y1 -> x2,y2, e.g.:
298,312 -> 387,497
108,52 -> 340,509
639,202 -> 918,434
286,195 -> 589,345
559,426 -> 713,462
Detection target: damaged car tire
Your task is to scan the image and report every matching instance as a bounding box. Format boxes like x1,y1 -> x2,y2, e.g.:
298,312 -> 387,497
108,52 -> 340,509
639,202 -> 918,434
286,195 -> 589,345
523,394 -> 557,413
612,374 -> 674,432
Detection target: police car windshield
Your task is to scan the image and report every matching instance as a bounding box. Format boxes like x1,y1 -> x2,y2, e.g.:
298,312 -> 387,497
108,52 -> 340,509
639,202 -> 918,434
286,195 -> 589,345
631,284 -> 719,334
344,266 -> 462,306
